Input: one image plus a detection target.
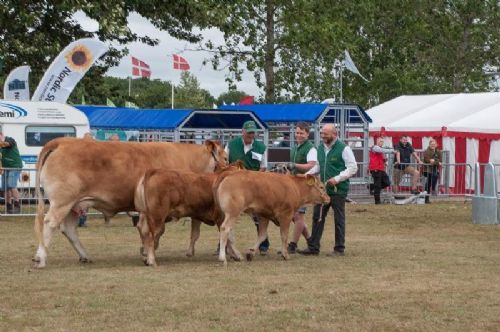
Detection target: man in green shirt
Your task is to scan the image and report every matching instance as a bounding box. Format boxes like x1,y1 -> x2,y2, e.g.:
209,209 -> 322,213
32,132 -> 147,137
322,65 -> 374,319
298,124 -> 358,256
225,120 -> 270,254
0,132 -> 23,214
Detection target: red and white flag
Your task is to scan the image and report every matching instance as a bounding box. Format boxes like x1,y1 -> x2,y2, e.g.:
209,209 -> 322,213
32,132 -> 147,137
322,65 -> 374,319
239,96 -> 255,105
173,54 -> 190,71
131,56 -> 151,78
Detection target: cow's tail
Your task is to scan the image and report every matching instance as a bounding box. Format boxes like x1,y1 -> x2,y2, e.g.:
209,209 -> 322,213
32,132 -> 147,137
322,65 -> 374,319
212,170 -> 234,212
134,172 -> 149,215
34,139 -> 61,247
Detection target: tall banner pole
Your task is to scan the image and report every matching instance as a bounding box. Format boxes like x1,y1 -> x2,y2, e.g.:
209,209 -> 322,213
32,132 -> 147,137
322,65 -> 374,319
171,83 -> 174,109
128,77 -> 131,97
340,65 -> 343,103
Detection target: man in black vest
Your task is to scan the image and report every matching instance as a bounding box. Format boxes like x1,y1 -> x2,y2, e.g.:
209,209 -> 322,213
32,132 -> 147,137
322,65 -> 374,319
393,135 -> 422,194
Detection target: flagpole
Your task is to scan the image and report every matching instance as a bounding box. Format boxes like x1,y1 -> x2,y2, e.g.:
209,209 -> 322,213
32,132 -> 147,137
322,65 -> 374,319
340,64 -> 343,103
128,77 -> 131,97
171,83 -> 174,109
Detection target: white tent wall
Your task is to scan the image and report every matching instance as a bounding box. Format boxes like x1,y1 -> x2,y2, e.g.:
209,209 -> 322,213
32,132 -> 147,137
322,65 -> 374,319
443,137 -> 456,188
466,138 -> 479,190
488,140 -> 500,193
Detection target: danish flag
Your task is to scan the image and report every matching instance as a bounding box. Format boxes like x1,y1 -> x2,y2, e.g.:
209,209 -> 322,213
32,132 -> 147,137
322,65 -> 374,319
131,56 -> 151,78
173,54 -> 190,71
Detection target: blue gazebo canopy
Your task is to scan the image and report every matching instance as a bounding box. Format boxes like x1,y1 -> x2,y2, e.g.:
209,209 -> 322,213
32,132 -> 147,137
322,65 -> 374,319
76,105 -> 191,130
219,103 -> 372,124
75,106 -> 267,130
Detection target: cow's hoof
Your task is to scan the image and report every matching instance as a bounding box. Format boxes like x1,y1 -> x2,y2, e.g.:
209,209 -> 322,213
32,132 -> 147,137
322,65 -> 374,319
230,254 -> 241,262
33,260 -> 46,269
245,252 -> 254,261
186,251 -> 194,257
281,254 -> 289,261
32,256 -> 40,263
79,257 -> 92,264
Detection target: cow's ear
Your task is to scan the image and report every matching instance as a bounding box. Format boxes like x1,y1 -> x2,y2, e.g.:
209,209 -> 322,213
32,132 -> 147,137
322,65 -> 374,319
306,175 -> 316,186
205,140 -> 217,152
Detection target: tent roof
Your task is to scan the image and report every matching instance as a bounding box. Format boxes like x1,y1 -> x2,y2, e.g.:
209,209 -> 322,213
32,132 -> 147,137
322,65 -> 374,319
179,110 -> 267,130
76,106 -> 190,130
219,103 -> 371,123
219,103 -> 328,122
75,106 -> 267,130
367,93 -> 500,133
448,101 -> 500,133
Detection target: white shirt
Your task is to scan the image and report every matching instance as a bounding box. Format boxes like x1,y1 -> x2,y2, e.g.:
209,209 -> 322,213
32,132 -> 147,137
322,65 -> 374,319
306,147 -> 318,162
306,140 -> 358,183
225,140 -> 268,169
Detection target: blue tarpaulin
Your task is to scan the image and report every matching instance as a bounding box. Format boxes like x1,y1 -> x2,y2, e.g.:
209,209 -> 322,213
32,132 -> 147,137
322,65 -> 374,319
180,110 -> 267,129
76,105 -> 191,130
75,106 -> 267,130
219,103 -> 372,123
219,104 -> 327,122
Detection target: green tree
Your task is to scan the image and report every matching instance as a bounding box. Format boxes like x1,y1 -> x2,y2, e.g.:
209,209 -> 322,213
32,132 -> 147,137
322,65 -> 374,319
216,90 -> 247,106
0,0 -> 224,98
174,71 -> 214,108
203,0 -> 499,106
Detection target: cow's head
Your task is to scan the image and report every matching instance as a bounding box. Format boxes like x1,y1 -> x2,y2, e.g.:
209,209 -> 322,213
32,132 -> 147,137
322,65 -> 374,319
216,160 -> 245,174
304,175 -> 330,204
205,140 -> 228,171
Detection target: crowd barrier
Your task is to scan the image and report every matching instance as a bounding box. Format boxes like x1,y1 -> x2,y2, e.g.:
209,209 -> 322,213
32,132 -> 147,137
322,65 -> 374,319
0,160 -> 478,217
471,163 -> 499,224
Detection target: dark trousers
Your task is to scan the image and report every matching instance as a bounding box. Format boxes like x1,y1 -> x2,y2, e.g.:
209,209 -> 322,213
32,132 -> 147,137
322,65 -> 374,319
253,215 -> 270,251
371,170 -> 384,204
425,171 -> 439,202
307,195 -> 346,253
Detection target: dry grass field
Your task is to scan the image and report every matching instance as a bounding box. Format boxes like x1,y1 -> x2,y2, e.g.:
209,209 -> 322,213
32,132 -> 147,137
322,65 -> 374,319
1,202 -> 500,331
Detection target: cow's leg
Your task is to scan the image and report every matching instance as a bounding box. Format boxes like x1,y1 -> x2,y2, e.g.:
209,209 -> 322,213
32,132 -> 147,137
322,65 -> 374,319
60,213 -> 91,263
219,214 -> 237,266
227,229 -> 243,261
136,214 -> 147,257
246,218 -> 270,261
154,222 -> 165,251
138,215 -> 157,266
278,215 -> 293,261
187,219 -> 202,257
34,203 -> 74,268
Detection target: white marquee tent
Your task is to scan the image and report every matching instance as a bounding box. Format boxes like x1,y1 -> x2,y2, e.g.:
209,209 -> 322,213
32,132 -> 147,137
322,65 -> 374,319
366,92 -> 500,192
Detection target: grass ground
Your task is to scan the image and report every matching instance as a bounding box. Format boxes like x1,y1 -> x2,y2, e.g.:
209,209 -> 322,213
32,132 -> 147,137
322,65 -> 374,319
0,202 -> 499,331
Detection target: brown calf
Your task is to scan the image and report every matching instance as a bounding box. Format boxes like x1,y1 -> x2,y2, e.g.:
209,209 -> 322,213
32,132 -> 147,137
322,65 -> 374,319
214,171 -> 330,265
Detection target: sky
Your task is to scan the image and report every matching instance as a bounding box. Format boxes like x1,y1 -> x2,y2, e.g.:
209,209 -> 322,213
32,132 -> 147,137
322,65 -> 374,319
74,11 -> 261,99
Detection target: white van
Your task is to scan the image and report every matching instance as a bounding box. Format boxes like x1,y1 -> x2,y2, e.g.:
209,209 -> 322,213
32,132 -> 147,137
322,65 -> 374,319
0,100 -> 90,192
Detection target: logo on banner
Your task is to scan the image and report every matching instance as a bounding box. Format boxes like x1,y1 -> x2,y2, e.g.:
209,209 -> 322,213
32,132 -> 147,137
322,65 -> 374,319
0,102 -> 28,118
8,79 -> 27,91
65,44 -> 93,72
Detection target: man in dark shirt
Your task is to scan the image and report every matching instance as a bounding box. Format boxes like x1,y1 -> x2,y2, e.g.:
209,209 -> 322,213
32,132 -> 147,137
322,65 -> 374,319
393,135 -> 422,194
0,132 -> 23,214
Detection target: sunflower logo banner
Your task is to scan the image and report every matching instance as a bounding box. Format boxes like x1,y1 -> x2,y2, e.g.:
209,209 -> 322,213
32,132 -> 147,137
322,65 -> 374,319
32,38 -> 108,103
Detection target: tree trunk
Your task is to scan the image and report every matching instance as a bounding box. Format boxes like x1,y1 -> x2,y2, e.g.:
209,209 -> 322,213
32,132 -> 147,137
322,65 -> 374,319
264,0 -> 275,103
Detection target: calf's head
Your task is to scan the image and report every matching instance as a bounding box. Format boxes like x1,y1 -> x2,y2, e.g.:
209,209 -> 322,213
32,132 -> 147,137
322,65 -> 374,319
205,140 -> 228,171
304,175 -> 330,204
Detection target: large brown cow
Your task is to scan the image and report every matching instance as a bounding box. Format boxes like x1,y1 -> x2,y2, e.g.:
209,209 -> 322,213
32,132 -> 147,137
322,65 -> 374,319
33,137 -> 227,268
214,171 -> 330,265
134,162 -> 244,266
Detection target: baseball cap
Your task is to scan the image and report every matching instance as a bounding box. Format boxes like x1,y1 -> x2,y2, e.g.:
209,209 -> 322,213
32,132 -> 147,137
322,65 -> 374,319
242,120 -> 258,133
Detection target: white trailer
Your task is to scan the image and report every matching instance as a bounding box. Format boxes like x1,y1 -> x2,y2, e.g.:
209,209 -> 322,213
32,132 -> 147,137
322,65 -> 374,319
0,100 -> 90,193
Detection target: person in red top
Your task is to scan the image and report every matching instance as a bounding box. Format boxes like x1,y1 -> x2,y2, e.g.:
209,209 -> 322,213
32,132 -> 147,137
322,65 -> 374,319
368,137 -> 394,204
